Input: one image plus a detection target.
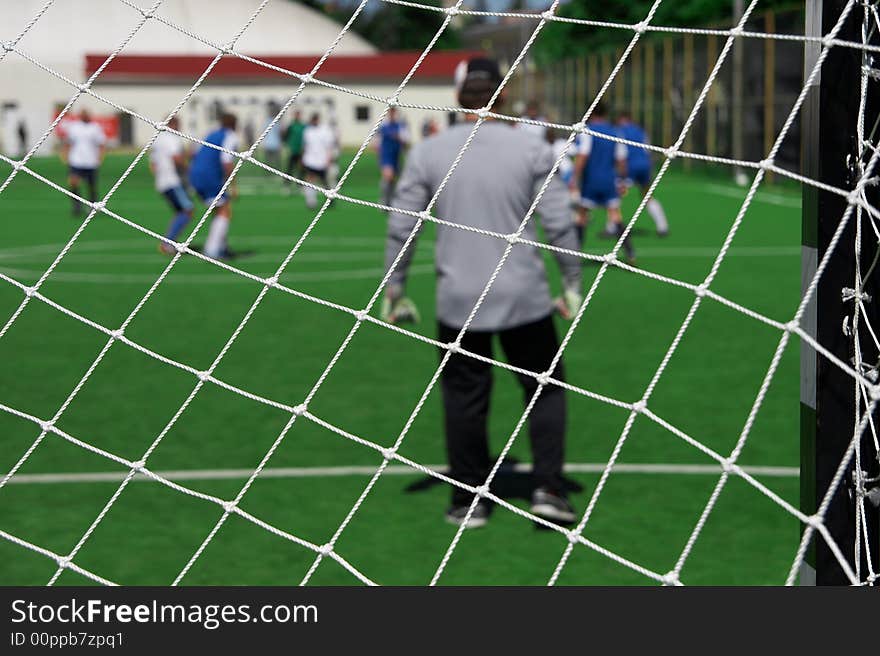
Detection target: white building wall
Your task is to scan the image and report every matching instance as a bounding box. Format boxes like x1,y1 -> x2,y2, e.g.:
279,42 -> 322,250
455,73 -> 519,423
89,82 -> 459,151
1,0 -> 378,157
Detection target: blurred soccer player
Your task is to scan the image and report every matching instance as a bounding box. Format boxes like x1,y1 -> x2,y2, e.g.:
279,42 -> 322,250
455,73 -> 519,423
61,108 -> 105,218
383,57 -> 583,529
283,109 -> 306,193
518,98 -> 547,141
616,110 -> 669,237
301,112 -> 335,209
261,105 -> 283,173
376,106 -> 409,207
150,116 -> 194,255
571,103 -> 635,263
188,112 -> 239,260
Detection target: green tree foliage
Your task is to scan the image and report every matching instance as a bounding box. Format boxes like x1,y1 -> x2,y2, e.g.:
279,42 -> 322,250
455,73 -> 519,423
355,0 -> 462,50
298,0 -> 461,51
534,0 -> 799,63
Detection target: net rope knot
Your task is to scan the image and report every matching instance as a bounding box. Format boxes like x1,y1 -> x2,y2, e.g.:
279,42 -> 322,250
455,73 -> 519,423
293,403 -> 308,416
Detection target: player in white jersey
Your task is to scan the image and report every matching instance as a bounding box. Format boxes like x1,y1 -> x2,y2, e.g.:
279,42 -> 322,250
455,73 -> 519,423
149,116 -> 194,255
301,113 -> 336,209
61,109 -> 106,217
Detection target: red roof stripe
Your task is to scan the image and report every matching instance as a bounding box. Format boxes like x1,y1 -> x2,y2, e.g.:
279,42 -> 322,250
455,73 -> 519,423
84,52 -> 481,81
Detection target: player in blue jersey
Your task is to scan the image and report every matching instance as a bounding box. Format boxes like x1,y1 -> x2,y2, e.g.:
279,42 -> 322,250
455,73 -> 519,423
616,110 -> 668,237
188,112 -> 240,259
571,104 -> 635,263
376,107 -> 410,207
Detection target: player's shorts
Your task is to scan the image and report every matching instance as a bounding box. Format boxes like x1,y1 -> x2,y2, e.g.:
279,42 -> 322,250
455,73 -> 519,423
379,155 -> 400,174
161,185 -> 194,212
304,165 -> 328,184
581,185 -> 620,209
628,166 -> 652,187
69,166 -> 97,183
191,181 -> 229,207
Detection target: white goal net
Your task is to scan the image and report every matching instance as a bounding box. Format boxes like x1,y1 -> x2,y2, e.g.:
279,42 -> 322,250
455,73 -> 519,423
0,0 -> 877,586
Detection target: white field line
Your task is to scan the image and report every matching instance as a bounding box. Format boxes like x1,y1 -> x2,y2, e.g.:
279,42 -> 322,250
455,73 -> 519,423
0,244 -> 800,285
0,236 -> 421,260
2,462 -> 799,485
701,184 -> 802,208
0,265 -> 436,285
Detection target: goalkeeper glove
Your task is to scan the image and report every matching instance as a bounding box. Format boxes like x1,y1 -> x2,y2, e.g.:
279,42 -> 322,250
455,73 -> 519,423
381,295 -> 421,324
554,287 -> 583,320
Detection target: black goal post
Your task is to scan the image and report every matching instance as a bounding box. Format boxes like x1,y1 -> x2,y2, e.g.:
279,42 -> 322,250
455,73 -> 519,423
801,0 -> 880,585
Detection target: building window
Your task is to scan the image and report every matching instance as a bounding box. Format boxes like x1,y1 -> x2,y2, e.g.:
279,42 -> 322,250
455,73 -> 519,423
355,105 -> 370,122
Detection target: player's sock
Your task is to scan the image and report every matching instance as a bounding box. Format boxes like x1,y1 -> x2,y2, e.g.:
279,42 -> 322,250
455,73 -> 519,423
70,184 -> 82,216
166,211 -> 190,242
381,179 -> 394,207
646,198 -> 668,234
304,186 -> 318,208
204,215 -> 230,259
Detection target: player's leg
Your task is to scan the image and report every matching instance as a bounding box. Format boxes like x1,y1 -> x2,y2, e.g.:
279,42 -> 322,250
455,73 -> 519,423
380,164 -> 396,208
283,152 -> 297,193
498,315 -> 575,524
600,189 -> 622,237
204,196 -> 232,259
607,202 -> 636,264
160,186 -> 194,254
438,322 -> 494,527
68,168 -> 83,217
575,200 -> 592,248
639,178 -> 669,236
303,167 -> 322,208
84,168 -> 98,206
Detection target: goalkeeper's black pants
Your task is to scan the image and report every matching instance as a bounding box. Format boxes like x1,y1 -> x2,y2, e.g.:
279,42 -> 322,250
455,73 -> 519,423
438,315 -> 566,507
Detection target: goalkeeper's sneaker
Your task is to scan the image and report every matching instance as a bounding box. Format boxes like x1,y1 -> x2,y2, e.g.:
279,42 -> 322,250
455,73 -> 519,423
530,487 -> 576,525
445,501 -> 490,529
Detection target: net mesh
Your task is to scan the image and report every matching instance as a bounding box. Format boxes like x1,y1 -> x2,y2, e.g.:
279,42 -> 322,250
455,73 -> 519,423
0,0 -> 877,586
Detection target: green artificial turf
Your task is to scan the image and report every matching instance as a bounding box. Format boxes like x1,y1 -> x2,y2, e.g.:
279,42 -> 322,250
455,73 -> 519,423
0,150 -> 803,585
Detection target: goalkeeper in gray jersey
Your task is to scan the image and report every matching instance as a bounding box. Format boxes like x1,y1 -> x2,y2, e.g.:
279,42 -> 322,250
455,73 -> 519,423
382,57 -> 584,528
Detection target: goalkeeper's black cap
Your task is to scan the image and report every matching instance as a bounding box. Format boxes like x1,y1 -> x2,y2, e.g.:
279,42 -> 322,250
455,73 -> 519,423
454,57 -> 504,109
